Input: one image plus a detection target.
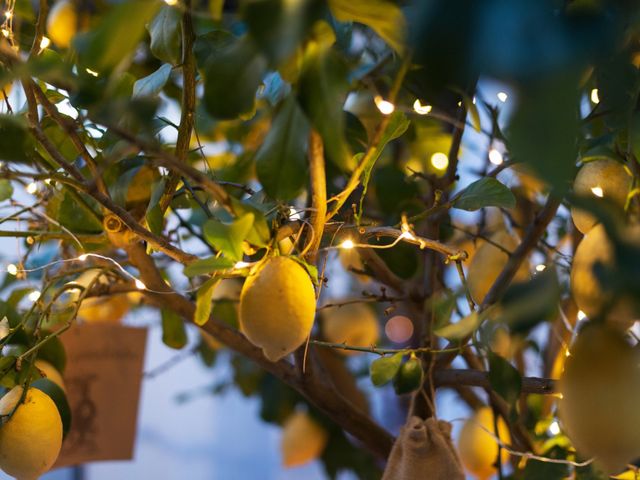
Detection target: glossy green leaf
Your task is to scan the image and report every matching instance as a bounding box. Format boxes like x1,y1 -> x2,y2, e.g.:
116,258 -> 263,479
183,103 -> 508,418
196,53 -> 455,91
453,177 -> 515,211
0,115 -> 34,163
194,277 -> 221,327
203,213 -> 255,262
433,311 -> 480,340
0,179 -> 13,202
148,5 -> 182,65
32,378 -> 72,438
393,356 -> 424,395
133,64 -> 173,99
488,351 -> 522,406
256,95 -> 310,200
183,257 -> 235,278
370,352 -> 403,387
161,309 -> 188,349
145,176 -> 167,236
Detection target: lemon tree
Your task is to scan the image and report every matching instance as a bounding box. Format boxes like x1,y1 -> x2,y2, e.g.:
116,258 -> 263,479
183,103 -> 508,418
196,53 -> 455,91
2,0 -> 640,478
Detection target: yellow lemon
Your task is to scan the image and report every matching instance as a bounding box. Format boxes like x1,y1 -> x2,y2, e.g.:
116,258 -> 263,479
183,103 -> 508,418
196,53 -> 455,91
239,256 -> 316,362
125,165 -> 159,206
570,159 -> 631,234
0,386 -> 63,480
281,411 -> 328,468
458,406 -> 511,480
559,324 -> 640,473
73,269 -> 131,323
46,0 -> 77,49
466,230 -> 529,305
570,224 -> 638,329
321,303 -> 379,355
35,360 -> 66,392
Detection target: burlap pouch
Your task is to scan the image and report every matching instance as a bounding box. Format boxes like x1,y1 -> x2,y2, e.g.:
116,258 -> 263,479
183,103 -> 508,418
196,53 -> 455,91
382,416 -> 465,480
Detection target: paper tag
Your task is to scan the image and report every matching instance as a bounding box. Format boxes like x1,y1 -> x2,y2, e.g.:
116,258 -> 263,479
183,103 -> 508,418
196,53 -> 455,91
54,323 -> 147,468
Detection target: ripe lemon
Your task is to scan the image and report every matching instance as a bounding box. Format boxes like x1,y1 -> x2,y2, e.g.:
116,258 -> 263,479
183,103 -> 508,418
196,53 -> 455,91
46,0 -> 77,49
570,159 -> 631,234
570,224 -> 638,329
125,165 -> 158,206
73,269 -> 131,323
559,323 -> 640,473
321,303 -> 380,355
35,360 -> 66,392
0,386 -> 63,480
239,256 -> 316,362
466,230 -> 529,305
458,406 -> 511,480
281,411 -> 328,468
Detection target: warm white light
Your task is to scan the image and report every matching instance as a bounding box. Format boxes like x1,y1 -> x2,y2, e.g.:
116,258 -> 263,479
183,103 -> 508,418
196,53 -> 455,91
577,310 -> 587,321
340,239 -> 355,250
488,149 -> 503,165
26,182 -> 38,194
591,186 -> 604,198
374,96 -> 395,115
4,11 -> 13,19
234,261 -> 251,269
535,264 -> 546,272
497,92 -> 508,102
85,68 -> 99,77
164,0 -> 178,4
134,279 -> 146,290
39,36 -> 51,49
590,88 -> 599,104
472,96 -> 476,104
6,264 -> 17,276
44,178 -> 52,185
413,99 -> 432,115
399,231 -> 416,241
78,254 -> 88,261
430,152 -> 449,171
1,28 -> 9,38
28,290 -> 41,302
548,421 -> 561,436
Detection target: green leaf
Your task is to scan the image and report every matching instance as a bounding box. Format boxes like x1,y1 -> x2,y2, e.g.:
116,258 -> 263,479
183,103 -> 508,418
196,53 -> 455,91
133,64 -> 173,99
328,0 -> 406,54
183,257 -> 235,277
74,0 -> 161,72
193,30 -> 235,69
194,277 -> 221,327
36,334 -> 67,373
453,177 -> 515,211
229,197 -> 271,248
203,36 -> 267,120
370,352 -> 403,387
288,256 -> 319,286
161,309 -> 188,349
488,352 -> 522,406
297,43 -> 351,169
57,191 -> 103,234
393,356 -> 424,395
0,179 -> 13,202
145,176 -> 167,236
148,5 -> 182,65
0,115 -> 34,163
433,311 -> 480,340
256,96 -> 310,200
32,378 -> 72,438
203,213 -> 255,262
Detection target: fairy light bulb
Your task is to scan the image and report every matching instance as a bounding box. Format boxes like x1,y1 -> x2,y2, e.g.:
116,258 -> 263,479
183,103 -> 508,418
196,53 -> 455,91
6,264 -> 17,276
497,92 -> 508,102
548,421 -> 561,436
374,96 -> 395,115
234,261 -> 251,269
488,149 -> 503,165
430,152 -> 449,171
134,279 -> 146,290
577,310 -> 587,321
28,290 -> 41,302
413,99 -> 432,115
535,264 -> 546,272
340,239 -> 355,250
590,88 -> 599,104
26,182 -> 38,194
39,36 -> 51,49
591,186 -> 604,198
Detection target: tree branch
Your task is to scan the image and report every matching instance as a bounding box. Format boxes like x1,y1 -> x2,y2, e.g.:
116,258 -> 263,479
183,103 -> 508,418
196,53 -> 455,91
305,130 -> 326,263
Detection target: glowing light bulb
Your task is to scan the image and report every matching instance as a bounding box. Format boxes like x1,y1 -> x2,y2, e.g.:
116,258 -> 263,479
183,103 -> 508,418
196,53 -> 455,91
399,230 -> 416,241
430,152 -> 449,171
1,28 -> 10,38
340,239 -> 355,250
497,92 -> 508,103
39,36 -> 51,49
548,421 -> 561,436
28,290 -> 41,302
413,99 -> 432,115
78,254 -> 88,261
4,11 -> 13,19
374,96 -> 395,115
6,264 -> 17,276
26,182 -> 38,194
488,149 -> 503,165
590,88 -> 599,104
164,0 -> 178,4
577,310 -> 587,321
85,68 -> 99,77
535,264 -> 546,272
591,186 -> 604,198
134,279 -> 146,290
234,261 -> 251,269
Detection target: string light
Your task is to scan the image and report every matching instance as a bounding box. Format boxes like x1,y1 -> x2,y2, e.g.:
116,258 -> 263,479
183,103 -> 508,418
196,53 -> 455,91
548,421 -> 561,436
339,239 -> 355,250
497,92 -> 508,102
1,28 -> 9,38
412,99 -> 432,115
430,152 -> 449,171
374,95 -> 395,115
27,290 -> 41,302
590,88 -> 599,104
488,149 -> 503,165
85,69 -> 99,77
26,182 -> 38,194
577,310 -> 587,321
535,264 -> 546,272
39,36 -> 51,49
134,279 -> 146,290
591,186 -> 604,198
164,0 -> 178,4
4,10 -> 12,19
6,263 -> 17,276
234,261 -> 251,269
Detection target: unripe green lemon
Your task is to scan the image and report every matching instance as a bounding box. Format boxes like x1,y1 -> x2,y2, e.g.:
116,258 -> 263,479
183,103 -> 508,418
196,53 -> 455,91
46,0 -> 78,49
321,303 -> 380,355
239,256 -> 316,362
281,411 -> 328,468
0,386 -> 63,480
466,230 -> 529,305
570,159 -> 631,234
559,324 -> 640,473
458,406 -> 510,480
